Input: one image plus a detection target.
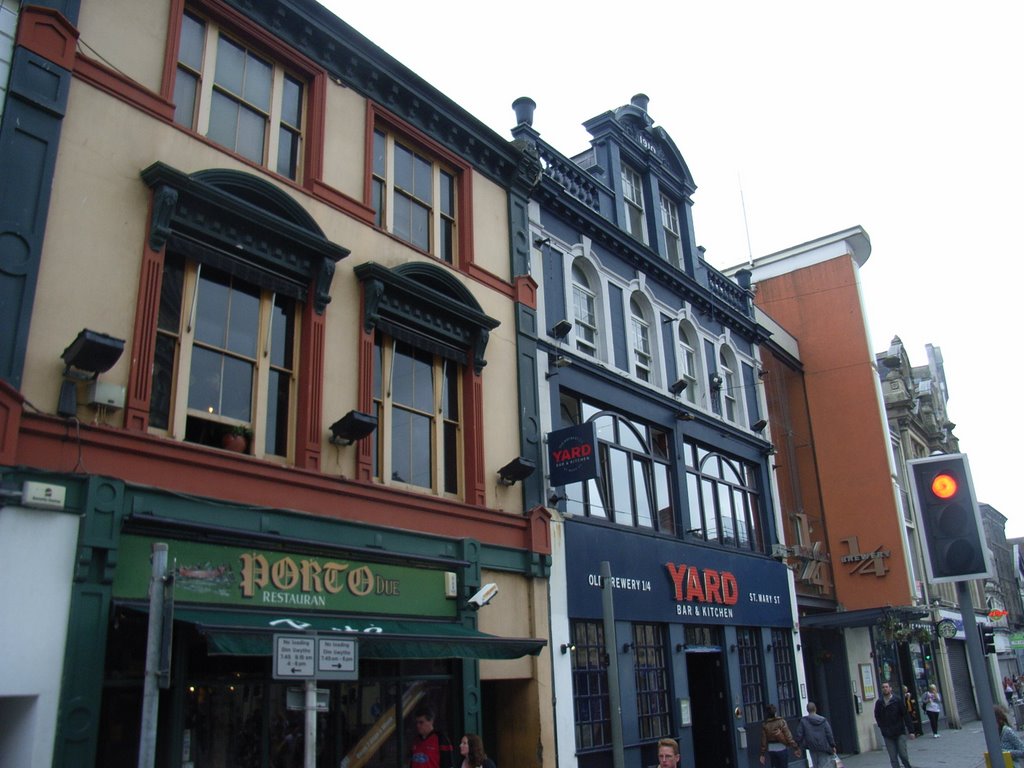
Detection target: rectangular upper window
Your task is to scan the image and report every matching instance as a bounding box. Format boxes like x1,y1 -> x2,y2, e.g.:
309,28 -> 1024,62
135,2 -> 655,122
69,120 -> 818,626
173,10 -> 305,181
659,193 -> 683,266
372,127 -> 459,263
621,165 -> 647,244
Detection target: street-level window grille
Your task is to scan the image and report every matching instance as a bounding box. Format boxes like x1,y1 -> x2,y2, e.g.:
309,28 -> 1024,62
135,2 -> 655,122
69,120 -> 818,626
570,620 -> 612,750
771,628 -> 799,717
737,627 -> 766,723
632,623 -> 671,740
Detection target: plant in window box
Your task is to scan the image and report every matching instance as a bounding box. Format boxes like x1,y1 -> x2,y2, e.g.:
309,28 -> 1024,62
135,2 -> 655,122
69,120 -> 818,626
221,424 -> 251,453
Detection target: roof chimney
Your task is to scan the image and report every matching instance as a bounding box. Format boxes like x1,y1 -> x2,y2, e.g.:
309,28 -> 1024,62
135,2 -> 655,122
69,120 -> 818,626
630,93 -> 650,112
512,97 -> 536,126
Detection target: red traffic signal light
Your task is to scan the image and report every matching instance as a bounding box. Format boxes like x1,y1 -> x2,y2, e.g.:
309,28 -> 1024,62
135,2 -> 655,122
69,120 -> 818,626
907,453 -> 990,583
930,473 -> 958,499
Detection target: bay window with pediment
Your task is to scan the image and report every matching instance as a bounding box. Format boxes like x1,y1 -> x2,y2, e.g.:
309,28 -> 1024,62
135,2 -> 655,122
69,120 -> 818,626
128,163 -> 346,468
355,262 -> 498,504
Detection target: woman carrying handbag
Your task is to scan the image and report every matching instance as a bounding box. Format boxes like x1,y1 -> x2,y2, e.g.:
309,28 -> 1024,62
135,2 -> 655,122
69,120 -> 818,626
760,704 -> 802,768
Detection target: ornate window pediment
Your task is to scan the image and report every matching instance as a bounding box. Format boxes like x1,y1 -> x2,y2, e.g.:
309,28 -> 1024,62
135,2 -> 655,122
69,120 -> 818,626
141,162 -> 348,314
355,262 -> 499,374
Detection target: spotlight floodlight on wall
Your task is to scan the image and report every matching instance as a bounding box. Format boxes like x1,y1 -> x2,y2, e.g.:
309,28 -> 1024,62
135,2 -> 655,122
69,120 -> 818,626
58,329 -> 125,417
669,378 -> 688,395
751,419 -> 768,432
560,642 -> 576,654
62,329 -> 125,375
710,373 -> 724,390
545,353 -> 572,379
497,456 -> 536,485
550,319 -> 573,339
329,410 -> 378,445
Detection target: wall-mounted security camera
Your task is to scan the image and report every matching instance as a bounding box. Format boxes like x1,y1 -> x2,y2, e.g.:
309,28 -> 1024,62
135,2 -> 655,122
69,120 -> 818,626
467,583 -> 499,609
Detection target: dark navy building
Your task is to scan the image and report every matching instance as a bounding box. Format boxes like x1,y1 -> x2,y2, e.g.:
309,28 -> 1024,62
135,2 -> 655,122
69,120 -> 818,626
511,94 -> 801,768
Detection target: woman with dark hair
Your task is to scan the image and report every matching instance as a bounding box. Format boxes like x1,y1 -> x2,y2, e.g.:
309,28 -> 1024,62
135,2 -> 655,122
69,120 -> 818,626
459,734 -> 496,768
759,704 -> 801,768
995,705 -> 1024,766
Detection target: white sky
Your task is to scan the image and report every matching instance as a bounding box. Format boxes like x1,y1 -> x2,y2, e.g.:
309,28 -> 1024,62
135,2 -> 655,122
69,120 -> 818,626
319,1 -> 1023,534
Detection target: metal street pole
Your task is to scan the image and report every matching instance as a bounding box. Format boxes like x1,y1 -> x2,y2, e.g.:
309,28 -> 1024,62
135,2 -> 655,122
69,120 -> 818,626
305,678 -> 317,768
138,542 -> 168,768
601,561 -> 625,768
956,581 -> 1003,761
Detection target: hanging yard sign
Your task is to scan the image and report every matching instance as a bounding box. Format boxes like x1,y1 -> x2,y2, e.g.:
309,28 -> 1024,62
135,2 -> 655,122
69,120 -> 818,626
548,422 -> 599,487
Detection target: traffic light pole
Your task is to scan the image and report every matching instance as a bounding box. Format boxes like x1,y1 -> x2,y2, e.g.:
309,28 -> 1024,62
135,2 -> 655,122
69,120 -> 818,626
956,580 -> 1002,760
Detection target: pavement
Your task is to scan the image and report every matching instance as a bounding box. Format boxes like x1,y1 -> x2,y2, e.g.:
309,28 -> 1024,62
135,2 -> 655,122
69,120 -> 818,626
834,721 -> 1003,768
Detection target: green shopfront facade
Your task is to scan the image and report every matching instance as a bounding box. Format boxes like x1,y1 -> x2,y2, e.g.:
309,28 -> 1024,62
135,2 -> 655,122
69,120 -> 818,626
46,473 -> 545,768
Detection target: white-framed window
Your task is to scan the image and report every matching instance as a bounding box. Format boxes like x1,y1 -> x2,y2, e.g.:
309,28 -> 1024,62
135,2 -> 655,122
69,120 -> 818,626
174,10 -> 305,180
660,193 -> 683,266
371,332 -> 462,496
149,254 -> 297,459
683,440 -> 763,552
0,0 -> 20,124
621,165 -> 647,244
561,395 -> 675,534
719,347 -> 738,423
571,261 -> 599,357
677,322 -> 699,404
630,295 -> 653,383
372,128 -> 457,263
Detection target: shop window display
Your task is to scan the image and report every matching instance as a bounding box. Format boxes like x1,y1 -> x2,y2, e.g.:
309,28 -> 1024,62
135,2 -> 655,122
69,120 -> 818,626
97,609 -> 457,767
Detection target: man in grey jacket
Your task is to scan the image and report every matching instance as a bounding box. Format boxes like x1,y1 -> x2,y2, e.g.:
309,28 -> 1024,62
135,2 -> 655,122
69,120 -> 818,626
795,702 -> 837,767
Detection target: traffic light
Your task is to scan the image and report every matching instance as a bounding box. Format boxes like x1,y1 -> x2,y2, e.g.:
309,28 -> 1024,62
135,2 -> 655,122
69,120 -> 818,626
980,625 -> 996,655
907,453 -> 991,583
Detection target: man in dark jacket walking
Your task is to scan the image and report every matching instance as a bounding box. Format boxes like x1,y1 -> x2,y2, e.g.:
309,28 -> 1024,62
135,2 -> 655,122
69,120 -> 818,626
874,681 -> 915,768
795,702 -> 836,767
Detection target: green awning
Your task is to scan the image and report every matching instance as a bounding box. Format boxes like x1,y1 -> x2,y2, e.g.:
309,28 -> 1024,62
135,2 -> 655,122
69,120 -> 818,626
172,606 -> 546,660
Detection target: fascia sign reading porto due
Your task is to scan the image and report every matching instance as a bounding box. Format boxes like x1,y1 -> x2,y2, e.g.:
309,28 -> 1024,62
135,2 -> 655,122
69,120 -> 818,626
547,422 -> 600,487
566,525 -> 793,627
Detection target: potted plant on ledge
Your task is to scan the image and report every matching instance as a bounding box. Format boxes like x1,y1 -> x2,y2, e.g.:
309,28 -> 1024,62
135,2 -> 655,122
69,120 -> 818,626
221,424 -> 251,453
